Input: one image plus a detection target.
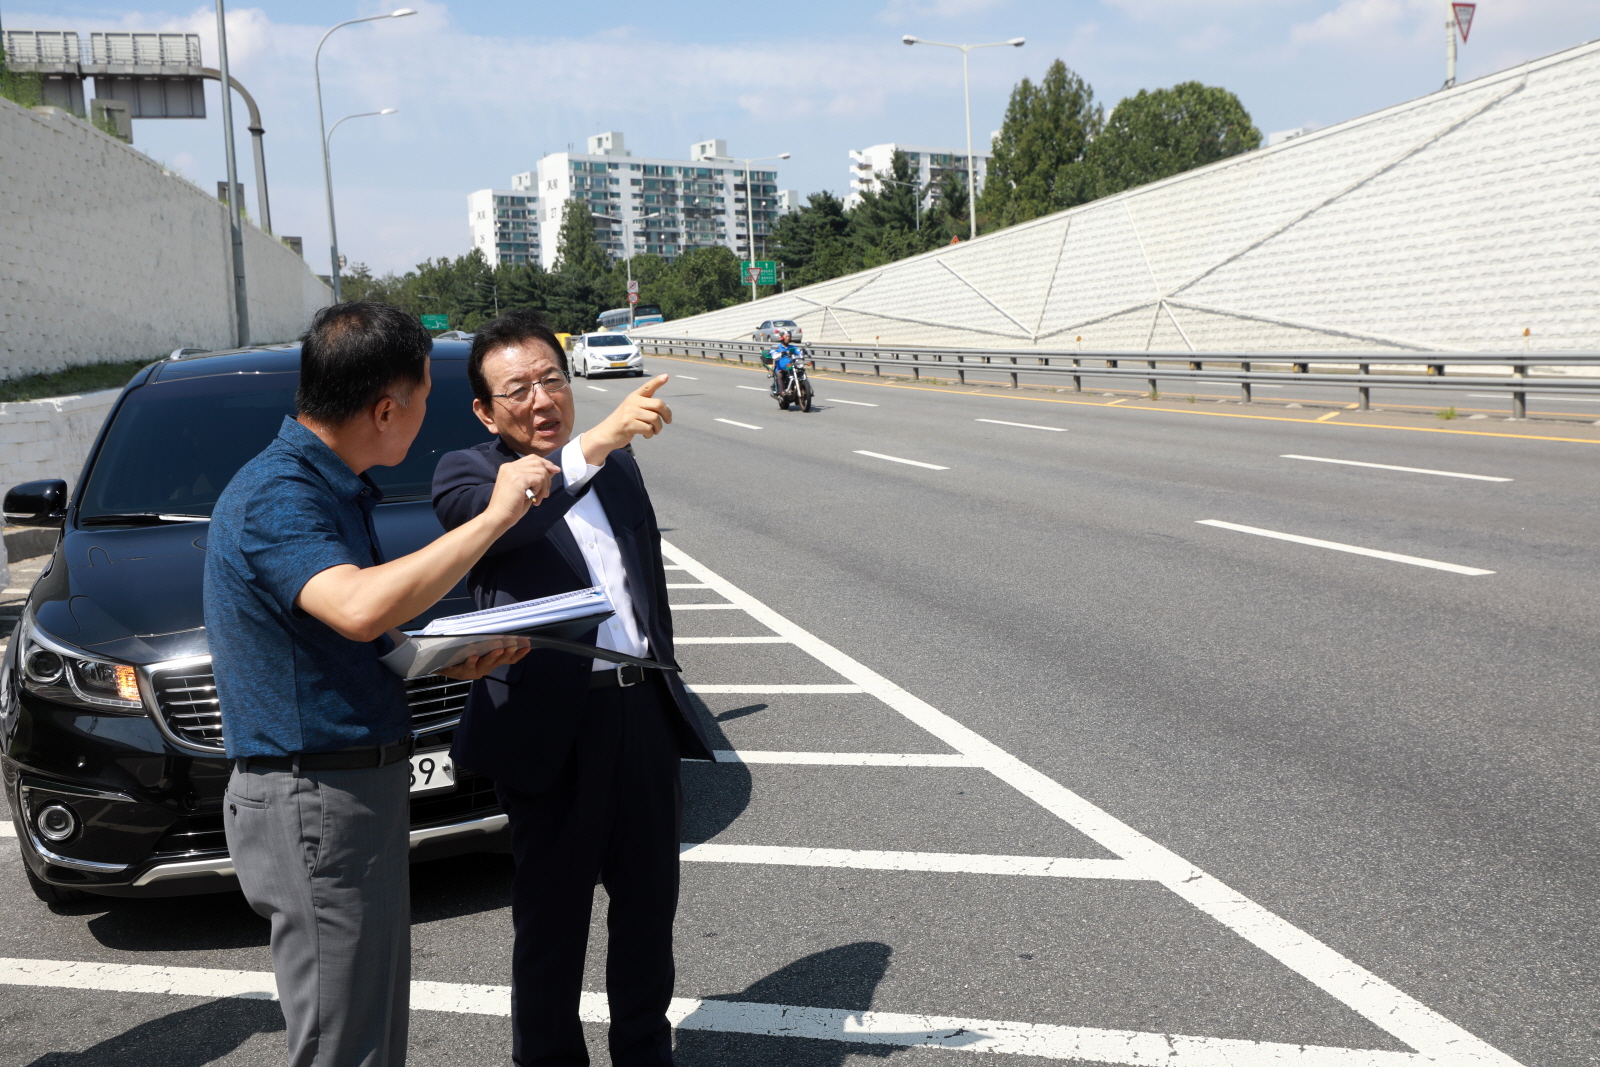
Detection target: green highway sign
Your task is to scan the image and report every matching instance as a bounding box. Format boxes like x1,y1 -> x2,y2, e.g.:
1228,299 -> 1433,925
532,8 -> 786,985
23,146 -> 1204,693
420,314 -> 450,330
741,260 -> 778,286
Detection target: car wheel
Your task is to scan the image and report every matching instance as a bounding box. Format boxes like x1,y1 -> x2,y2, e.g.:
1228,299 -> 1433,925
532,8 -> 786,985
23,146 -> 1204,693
25,864 -> 91,905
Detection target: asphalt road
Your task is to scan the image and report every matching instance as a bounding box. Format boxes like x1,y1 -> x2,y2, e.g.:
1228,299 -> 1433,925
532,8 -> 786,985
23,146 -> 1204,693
2,354 -> 1596,1066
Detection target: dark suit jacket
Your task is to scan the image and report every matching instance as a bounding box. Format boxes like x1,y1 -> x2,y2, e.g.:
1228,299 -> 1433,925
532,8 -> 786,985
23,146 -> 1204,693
432,438 -> 714,792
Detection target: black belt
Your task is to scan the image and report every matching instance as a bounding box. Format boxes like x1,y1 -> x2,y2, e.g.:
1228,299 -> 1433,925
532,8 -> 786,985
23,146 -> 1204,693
240,738 -> 415,773
590,664 -> 647,689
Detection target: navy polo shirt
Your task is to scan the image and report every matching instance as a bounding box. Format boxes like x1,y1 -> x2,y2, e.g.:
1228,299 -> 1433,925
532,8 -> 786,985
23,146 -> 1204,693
204,416 -> 409,759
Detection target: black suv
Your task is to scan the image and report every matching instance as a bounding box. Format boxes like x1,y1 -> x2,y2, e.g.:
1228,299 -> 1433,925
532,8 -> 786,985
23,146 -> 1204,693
1,341 -> 509,903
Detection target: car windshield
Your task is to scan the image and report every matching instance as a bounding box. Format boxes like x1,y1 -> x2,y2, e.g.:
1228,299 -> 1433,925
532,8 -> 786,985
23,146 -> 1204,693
588,335 -> 632,347
773,321 -> 797,328
77,359 -> 492,521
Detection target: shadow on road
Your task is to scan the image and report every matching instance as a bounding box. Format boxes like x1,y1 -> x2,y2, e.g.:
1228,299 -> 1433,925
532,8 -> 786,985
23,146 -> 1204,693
25,995 -> 283,1066
84,891 -> 266,953
680,694 -> 753,846
675,942 -> 895,1066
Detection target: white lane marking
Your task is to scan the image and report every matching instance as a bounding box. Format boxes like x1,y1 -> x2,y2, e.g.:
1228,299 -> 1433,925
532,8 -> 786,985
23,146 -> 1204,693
735,385 -> 767,392
660,540 -> 1521,1066
1469,393 -> 1600,403
715,418 -> 763,430
1197,520 -> 1495,576
675,375 -> 700,380
687,684 -> 865,694
666,583 -> 711,589
675,636 -> 790,644
587,385 -> 609,392
670,603 -> 743,611
0,823 -> 15,838
0,958 -> 1428,1065
826,398 -> 879,407
680,843 -> 1149,880
663,565 -> 689,570
1281,455 -> 1510,482
976,418 -> 1067,432
711,749 -> 975,766
853,450 -> 949,471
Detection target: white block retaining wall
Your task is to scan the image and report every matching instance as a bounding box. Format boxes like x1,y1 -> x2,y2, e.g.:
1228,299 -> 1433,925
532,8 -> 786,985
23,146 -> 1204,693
0,97 -> 332,378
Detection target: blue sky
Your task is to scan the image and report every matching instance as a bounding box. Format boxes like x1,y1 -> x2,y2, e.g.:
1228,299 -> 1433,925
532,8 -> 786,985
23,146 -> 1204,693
8,0 -> 1595,274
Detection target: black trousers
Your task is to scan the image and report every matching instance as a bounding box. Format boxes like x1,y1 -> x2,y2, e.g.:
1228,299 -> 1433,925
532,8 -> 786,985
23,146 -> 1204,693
496,677 -> 683,1067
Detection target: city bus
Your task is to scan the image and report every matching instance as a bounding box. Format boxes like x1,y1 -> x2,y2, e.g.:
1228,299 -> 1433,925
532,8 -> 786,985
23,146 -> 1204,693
597,304 -> 664,331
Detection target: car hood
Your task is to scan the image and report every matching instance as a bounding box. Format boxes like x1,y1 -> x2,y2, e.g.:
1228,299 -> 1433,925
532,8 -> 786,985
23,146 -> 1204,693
29,500 -> 469,666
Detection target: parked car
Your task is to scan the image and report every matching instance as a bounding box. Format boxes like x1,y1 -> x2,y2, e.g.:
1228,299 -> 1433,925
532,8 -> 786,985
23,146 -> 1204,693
752,319 -> 802,345
570,332 -> 644,379
1,341 -> 510,904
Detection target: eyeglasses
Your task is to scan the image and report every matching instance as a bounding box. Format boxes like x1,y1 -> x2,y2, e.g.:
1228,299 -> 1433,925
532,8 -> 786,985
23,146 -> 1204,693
491,373 -> 570,406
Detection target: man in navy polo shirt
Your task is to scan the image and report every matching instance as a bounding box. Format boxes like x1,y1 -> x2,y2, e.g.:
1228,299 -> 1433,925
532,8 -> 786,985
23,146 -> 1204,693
204,302 -> 559,1067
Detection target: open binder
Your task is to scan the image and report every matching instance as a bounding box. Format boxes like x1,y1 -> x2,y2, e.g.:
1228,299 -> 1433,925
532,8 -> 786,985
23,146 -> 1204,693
379,587 -> 679,680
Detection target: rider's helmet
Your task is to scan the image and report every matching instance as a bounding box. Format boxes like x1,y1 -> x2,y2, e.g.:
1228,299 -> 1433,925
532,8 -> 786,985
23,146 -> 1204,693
777,329 -> 791,344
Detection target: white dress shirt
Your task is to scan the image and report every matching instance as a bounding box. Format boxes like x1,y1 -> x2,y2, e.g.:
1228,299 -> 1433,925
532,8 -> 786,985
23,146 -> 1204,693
558,435 -> 649,671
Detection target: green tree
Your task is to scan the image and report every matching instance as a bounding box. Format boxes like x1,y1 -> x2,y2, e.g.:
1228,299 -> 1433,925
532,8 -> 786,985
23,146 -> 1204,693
654,245 -> 744,319
923,170 -> 971,247
770,191 -> 856,287
1088,81 -> 1261,197
978,59 -> 1102,229
552,199 -> 608,280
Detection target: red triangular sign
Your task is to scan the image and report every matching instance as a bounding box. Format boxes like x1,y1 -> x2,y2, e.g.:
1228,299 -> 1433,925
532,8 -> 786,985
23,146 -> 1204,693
1453,3 -> 1475,43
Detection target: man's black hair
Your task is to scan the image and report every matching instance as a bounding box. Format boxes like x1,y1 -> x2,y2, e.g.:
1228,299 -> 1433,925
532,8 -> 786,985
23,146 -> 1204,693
296,301 -> 432,426
467,310 -> 568,405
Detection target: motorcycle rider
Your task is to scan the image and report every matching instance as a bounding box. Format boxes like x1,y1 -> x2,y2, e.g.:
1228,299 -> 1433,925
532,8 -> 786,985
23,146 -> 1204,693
764,330 -> 804,398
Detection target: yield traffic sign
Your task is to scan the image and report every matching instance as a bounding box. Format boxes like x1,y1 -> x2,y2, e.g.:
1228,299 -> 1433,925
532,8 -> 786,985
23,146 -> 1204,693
1453,2 -> 1475,41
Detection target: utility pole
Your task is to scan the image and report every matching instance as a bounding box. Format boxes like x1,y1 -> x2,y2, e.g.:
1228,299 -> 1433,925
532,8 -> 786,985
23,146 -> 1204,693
215,0 -> 249,346
1445,3 -> 1475,89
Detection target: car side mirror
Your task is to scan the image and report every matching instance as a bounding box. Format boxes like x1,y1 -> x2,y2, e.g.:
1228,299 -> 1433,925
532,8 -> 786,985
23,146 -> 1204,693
4,479 -> 68,527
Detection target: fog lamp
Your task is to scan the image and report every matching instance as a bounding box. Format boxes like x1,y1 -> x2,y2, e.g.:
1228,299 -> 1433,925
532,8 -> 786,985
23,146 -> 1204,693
36,802 -> 77,842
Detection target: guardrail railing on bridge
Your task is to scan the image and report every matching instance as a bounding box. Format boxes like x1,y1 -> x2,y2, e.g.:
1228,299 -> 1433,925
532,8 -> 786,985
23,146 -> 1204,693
635,338 -> 1600,419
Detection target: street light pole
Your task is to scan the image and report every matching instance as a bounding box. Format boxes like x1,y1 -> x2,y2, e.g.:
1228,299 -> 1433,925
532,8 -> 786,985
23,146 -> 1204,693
903,34 -> 1024,242
215,0 -> 249,346
700,152 -> 790,302
315,8 -> 413,302
594,210 -> 662,326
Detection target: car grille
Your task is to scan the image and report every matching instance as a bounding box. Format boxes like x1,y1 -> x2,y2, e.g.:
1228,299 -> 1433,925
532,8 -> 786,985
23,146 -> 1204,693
148,662 -> 472,753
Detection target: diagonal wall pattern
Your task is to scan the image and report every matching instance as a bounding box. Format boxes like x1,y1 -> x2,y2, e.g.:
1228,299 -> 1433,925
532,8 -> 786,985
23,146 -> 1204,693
637,40 -> 1600,354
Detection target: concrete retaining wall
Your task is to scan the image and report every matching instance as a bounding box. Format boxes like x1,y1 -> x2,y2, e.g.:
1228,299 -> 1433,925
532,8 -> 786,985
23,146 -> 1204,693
0,96 -> 332,377
0,389 -> 120,495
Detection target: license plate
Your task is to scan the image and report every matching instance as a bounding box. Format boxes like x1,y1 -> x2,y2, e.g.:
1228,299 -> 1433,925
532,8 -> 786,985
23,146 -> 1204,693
610,361 -> 629,367
409,750 -> 456,796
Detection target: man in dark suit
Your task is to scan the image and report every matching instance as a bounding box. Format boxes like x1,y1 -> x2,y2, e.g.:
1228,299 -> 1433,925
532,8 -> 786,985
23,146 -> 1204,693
432,311 -> 712,1067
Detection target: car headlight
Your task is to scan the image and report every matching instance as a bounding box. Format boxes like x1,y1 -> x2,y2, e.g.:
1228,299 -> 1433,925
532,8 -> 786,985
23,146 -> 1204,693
17,614 -> 144,713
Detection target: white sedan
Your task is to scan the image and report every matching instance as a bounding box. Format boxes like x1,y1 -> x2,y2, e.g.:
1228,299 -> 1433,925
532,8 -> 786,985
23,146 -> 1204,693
571,332 -> 644,379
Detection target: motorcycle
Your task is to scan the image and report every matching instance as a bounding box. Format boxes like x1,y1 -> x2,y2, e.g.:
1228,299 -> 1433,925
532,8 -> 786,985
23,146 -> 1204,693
774,351 -> 814,412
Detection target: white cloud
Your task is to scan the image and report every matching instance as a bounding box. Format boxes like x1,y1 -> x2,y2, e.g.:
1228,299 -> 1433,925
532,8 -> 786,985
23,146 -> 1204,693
875,0 -> 1012,23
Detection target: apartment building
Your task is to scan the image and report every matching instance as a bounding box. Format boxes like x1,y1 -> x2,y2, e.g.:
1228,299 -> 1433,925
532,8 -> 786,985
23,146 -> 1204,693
473,133 -> 782,270
846,142 -> 991,209
466,188 -> 540,267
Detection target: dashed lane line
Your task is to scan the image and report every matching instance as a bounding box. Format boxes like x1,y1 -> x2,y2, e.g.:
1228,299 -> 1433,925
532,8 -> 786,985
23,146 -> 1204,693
661,539 -> 1522,1067
826,398 -> 879,407
669,603 -> 744,610
587,386 -> 609,392
674,636 -> 790,644
714,418 -> 763,430
0,958 -> 1426,1065
709,750 -> 974,766
678,843 -> 1149,880
976,418 -> 1067,432
674,375 -> 699,380
852,450 -> 950,471
0,824 -> 12,838
1197,520 -> 1496,576
1280,455 -> 1512,482
664,583 -> 711,589
735,385 -> 767,392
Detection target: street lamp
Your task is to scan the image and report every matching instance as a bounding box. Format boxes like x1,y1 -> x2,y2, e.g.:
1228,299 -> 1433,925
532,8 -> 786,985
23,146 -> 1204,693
903,33 -> 1024,242
593,210 -> 663,327
322,108 -> 397,289
874,175 -> 925,230
699,151 -> 791,302
315,8 -> 414,301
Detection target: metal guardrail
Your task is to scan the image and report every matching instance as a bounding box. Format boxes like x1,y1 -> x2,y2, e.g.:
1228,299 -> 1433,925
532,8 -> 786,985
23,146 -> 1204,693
637,338 -> 1600,418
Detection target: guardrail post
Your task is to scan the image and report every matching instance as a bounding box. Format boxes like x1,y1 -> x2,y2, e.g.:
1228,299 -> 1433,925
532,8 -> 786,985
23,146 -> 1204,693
1011,356 -> 1019,388
1240,361 -> 1251,403
1147,359 -> 1158,399
1512,363 -> 1527,419
958,367 -> 967,384
1358,363 -> 1370,411
1072,358 -> 1082,393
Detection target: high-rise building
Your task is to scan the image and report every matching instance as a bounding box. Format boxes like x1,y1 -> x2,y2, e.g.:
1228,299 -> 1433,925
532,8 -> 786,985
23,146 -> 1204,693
846,142 -> 991,209
469,132 -> 783,271
467,188 -> 540,266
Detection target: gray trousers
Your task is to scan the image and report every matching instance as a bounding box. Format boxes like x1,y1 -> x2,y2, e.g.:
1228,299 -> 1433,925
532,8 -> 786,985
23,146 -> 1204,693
225,759 -> 411,1067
